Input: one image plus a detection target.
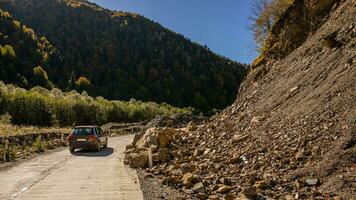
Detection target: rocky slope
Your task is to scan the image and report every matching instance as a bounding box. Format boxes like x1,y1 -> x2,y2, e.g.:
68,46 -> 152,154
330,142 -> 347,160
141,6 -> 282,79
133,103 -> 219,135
126,0 -> 355,199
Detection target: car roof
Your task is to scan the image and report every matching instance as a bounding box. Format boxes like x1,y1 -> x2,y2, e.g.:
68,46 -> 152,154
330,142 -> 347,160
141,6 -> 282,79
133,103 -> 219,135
74,126 -> 100,128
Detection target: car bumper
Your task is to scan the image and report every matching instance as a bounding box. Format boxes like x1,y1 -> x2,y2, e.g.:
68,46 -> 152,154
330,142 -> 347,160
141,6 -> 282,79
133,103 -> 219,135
69,141 -> 97,149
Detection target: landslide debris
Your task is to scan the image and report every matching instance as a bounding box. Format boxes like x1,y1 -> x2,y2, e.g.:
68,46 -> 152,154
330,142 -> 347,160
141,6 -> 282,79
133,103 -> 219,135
126,0 -> 355,199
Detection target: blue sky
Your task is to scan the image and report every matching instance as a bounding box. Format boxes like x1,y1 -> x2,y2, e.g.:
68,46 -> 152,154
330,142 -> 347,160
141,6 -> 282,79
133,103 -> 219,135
89,0 -> 256,64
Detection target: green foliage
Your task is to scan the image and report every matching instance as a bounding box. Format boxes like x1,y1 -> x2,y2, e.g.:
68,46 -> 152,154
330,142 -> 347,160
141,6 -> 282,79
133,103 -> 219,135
33,66 -> 53,89
33,66 -> 49,80
0,0 -> 247,114
32,136 -> 44,152
0,81 -> 191,127
0,112 -> 11,124
0,44 -> 16,58
7,91 -> 53,126
0,9 -> 64,89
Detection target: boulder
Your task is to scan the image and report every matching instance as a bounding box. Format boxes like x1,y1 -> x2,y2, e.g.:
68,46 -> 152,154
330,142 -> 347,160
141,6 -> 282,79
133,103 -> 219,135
187,121 -> 197,131
162,176 -> 180,187
217,185 -> 232,194
208,195 -> 219,200
242,186 -> 257,199
135,128 -> 176,149
157,148 -> 170,162
180,163 -> 196,173
182,172 -> 197,188
158,128 -> 176,148
129,152 -> 148,168
125,144 -> 134,150
194,148 -> 204,157
196,193 -> 207,200
305,178 -> 319,186
191,182 -> 205,194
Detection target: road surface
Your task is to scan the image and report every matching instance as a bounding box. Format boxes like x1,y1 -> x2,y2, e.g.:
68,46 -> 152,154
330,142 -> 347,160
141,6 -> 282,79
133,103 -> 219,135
0,135 -> 143,200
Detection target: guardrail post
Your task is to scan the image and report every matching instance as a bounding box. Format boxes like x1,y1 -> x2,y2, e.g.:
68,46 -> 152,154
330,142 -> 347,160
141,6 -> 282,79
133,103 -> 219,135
61,132 -> 65,143
147,136 -> 153,168
4,138 -> 10,162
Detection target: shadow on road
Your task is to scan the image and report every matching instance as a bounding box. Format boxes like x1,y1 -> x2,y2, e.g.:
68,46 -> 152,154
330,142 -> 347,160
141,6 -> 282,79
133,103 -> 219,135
72,147 -> 114,157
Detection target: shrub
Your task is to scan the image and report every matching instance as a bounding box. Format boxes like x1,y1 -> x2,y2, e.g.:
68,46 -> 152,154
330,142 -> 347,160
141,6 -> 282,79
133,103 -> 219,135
33,66 -> 49,81
0,45 -> 16,58
7,92 -> 53,126
32,136 -> 44,153
0,113 -> 12,125
76,76 -> 91,91
0,81 -> 190,127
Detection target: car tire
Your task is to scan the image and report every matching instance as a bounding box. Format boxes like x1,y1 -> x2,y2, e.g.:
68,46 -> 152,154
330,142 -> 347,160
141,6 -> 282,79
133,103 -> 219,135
96,143 -> 101,152
69,147 -> 75,153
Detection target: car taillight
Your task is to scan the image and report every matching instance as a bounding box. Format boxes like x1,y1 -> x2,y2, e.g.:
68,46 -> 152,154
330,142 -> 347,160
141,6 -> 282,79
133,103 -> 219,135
68,134 -> 73,141
88,135 -> 97,142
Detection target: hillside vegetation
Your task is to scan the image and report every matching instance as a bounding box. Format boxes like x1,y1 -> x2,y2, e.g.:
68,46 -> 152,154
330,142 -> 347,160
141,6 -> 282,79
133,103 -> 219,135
0,9 -> 63,89
0,81 -> 190,127
0,0 -> 247,114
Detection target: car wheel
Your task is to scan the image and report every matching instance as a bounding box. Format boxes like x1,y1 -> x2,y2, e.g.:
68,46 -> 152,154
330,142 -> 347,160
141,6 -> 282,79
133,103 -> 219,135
96,143 -> 101,152
69,147 -> 75,153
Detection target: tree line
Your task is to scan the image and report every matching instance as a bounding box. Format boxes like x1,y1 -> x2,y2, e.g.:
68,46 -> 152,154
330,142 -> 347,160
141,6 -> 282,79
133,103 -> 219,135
0,82 -> 191,127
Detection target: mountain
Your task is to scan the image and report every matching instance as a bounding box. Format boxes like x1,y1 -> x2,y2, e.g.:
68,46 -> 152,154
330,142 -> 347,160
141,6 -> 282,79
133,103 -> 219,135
0,9 -> 64,89
0,0 -> 247,114
124,0 -> 356,199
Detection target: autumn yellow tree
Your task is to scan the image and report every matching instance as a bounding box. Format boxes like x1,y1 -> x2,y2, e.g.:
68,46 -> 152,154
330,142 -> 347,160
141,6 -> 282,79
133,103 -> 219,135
249,0 -> 293,52
33,66 -> 51,88
76,76 -> 91,91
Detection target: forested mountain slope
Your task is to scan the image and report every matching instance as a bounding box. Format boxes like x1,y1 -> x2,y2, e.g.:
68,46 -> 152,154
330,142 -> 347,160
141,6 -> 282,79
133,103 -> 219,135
0,0 -> 247,113
0,9 -> 63,89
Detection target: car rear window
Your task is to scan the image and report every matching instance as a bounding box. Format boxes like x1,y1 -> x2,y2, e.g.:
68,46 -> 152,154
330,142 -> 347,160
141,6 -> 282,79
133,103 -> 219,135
72,128 -> 95,136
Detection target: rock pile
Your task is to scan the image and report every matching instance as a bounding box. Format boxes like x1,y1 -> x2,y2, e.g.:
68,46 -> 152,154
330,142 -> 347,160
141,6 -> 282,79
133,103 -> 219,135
125,127 -> 182,168
126,119 -> 354,199
146,114 -> 207,129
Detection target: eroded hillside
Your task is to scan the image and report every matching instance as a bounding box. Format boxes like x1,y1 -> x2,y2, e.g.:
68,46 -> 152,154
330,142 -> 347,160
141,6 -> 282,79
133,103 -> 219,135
125,0 -> 355,199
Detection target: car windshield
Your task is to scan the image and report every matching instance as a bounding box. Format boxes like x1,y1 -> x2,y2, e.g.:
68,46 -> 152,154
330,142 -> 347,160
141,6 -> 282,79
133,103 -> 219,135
72,128 -> 95,136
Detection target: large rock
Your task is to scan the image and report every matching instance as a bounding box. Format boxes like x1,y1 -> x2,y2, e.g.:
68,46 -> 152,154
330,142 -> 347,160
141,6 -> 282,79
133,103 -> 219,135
216,185 -> 232,194
180,163 -> 196,173
135,128 -> 176,149
129,152 -> 148,168
187,121 -> 197,131
157,148 -> 170,162
182,172 -> 200,188
191,182 -> 205,194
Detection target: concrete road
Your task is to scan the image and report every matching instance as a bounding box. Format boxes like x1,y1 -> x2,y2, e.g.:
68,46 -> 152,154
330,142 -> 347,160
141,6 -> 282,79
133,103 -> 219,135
0,135 -> 143,200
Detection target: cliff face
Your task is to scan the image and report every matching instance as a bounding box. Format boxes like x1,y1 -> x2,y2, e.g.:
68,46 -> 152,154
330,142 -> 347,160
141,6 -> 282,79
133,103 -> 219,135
130,0 -> 355,199
266,0 -> 341,59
